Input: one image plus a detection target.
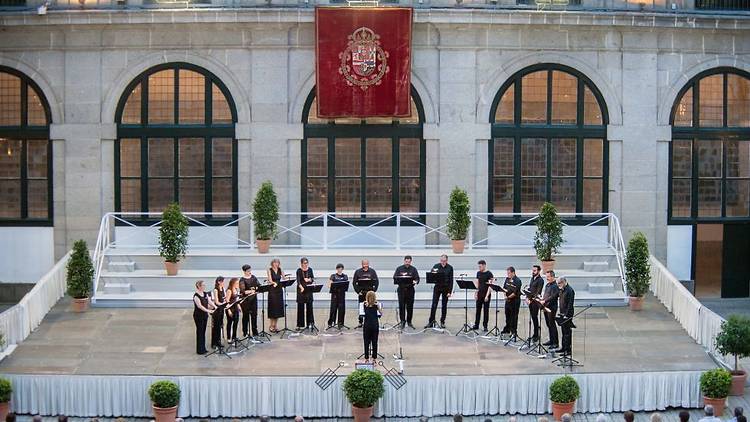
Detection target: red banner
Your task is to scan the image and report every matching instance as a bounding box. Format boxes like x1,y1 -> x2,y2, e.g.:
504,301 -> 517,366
315,7 -> 413,118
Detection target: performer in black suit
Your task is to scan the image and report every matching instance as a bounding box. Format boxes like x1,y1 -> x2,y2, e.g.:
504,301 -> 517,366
327,263 -> 348,329
393,255 -> 419,329
210,276 -> 227,349
501,266 -> 522,336
526,264 -> 545,342
556,275 -> 576,356
425,254 -> 453,329
295,257 -> 316,330
541,270 -> 560,349
472,260 -> 493,332
192,280 -> 215,354
239,264 -> 260,338
353,259 -> 379,327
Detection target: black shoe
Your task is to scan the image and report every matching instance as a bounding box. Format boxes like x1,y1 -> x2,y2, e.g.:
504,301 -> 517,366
424,322 -> 434,329
483,327 -> 488,333
439,322 -> 446,329
542,341 -> 553,346
549,345 -> 559,350
356,323 -> 363,329
471,325 -> 479,330
500,329 -> 509,335
399,321 -> 406,329
407,323 -> 415,329
532,337 -> 539,343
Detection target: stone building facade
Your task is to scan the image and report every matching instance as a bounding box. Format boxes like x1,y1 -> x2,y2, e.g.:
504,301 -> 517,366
0,5 -> 748,296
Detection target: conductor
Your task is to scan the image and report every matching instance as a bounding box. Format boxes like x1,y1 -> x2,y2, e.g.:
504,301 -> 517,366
353,259 -> 379,328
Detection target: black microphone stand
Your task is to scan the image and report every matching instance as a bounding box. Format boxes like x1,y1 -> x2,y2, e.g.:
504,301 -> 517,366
256,286 -> 272,342
455,276 -> 477,337
279,275 -> 295,339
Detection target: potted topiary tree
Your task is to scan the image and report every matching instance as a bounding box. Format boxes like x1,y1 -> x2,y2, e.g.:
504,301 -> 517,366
624,231 -> 651,311
148,380 -> 180,422
534,202 -> 564,272
0,377 -> 11,421
67,239 -> 94,312
343,368 -> 385,422
252,181 -> 279,254
715,314 -> 750,396
158,203 -> 189,276
549,375 -> 580,421
447,187 -> 471,254
700,368 -> 732,416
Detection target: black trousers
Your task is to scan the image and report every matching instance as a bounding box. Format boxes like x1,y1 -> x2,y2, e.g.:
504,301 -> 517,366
397,286 -> 415,323
241,304 -> 258,337
211,311 -> 224,348
194,312 -> 208,354
363,325 -> 379,360
328,292 -> 346,326
561,321 -> 573,354
544,308 -> 559,347
428,289 -> 450,324
503,299 -> 521,334
529,302 -> 541,339
226,311 -> 239,341
297,301 -> 315,327
474,295 -> 491,329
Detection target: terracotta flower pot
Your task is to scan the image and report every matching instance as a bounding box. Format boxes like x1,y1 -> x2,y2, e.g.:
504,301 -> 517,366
71,297 -> 89,313
152,405 -> 178,422
451,239 -> 465,254
541,260 -> 556,273
703,396 -> 726,416
164,261 -> 180,276
351,405 -> 374,422
0,401 -> 9,421
730,370 -> 747,396
628,296 -> 645,311
256,239 -> 272,254
551,400 -> 575,421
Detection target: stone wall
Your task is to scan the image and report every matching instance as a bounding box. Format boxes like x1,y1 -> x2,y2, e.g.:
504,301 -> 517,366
1,8 -> 749,261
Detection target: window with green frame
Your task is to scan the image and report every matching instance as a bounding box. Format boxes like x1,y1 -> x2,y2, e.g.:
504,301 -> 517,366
669,67 -> 750,222
301,86 -> 426,217
114,63 -> 238,218
488,64 -> 609,217
0,66 -> 52,225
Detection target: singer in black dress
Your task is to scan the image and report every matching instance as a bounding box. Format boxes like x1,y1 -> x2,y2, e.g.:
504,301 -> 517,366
266,258 -> 285,333
192,280 -> 215,354
211,276 -> 227,349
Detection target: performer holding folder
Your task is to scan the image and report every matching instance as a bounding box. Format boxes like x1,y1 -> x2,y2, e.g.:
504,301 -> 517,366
327,263 -> 349,329
353,259 -> 379,328
393,255 -> 419,329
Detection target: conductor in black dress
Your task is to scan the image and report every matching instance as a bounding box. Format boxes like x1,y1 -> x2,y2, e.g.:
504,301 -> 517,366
353,259 -> 379,327
360,290 -> 383,363
425,254 -> 453,329
472,260 -> 493,332
501,266 -> 522,336
239,264 -> 260,338
327,263 -> 349,329
526,264 -> 545,342
557,275 -> 576,356
393,255 -> 419,329
541,269 -> 560,349
296,257 -> 316,330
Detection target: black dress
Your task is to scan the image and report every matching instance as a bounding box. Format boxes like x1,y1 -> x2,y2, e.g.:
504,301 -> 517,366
267,267 -> 285,319
193,291 -> 209,354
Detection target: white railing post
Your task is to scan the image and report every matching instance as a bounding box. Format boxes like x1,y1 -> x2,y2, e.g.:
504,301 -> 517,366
395,213 -> 401,249
323,213 -> 328,250
468,216 -> 473,249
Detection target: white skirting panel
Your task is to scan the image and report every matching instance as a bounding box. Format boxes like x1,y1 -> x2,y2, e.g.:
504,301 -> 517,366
5,371 -> 702,418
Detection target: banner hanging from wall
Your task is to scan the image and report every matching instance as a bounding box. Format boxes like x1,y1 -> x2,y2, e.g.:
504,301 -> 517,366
315,7 -> 413,118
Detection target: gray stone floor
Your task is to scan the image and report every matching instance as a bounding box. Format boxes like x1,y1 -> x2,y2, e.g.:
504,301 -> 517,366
0,294 -> 715,376
699,298 -> 750,319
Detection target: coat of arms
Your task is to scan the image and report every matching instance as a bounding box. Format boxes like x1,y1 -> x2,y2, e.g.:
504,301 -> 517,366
338,27 -> 389,90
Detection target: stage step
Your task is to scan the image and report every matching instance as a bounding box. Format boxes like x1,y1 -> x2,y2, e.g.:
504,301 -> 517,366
587,282 -> 614,294
103,282 -> 132,294
108,261 -> 135,272
583,261 -> 610,272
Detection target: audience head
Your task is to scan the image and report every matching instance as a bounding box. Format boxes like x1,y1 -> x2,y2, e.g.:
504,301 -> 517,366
538,417 -> 550,422
419,417 -> 429,422
32,417 -> 43,422
4,414 -> 14,422
705,405 -> 715,416
59,417 -> 69,422
596,413 -> 607,422
484,419 -> 493,422
679,410 -> 690,422
509,417 -> 517,422
624,411 -> 635,422
453,414 -> 463,422
736,407 -> 745,417
651,412 -> 663,422
561,414 -> 572,422
259,416 -> 271,422
294,417 -> 304,422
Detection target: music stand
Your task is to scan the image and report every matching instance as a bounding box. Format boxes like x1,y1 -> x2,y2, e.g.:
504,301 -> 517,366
393,274 -> 415,330
302,284 -> 323,335
326,279 -> 351,331
255,283 -> 272,342
551,305 -> 591,369
225,295 -> 251,353
487,282 -> 506,337
424,272 -> 445,330
355,277 -> 376,329
455,277 -> 478,337
519,288 -> 549,357
279,276 -> 296,339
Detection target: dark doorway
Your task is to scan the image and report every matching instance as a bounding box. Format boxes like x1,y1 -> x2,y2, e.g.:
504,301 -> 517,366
721,223 -> 750,298
695,224 -> 723,298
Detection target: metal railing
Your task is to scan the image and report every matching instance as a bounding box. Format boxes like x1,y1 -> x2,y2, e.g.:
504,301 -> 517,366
90,211 -> 628,299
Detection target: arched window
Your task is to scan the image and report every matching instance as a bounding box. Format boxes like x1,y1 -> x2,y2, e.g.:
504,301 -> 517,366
115,63 -> 237,217
0,66 -> 52,224
301,86 -> 425,217
489,64 -> 609,217
669,68 -> 750,221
